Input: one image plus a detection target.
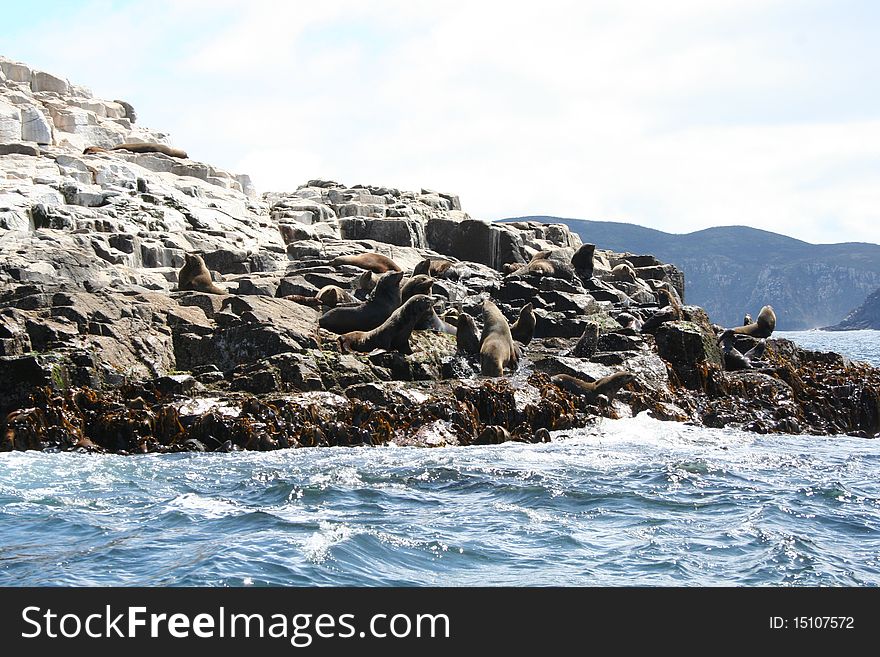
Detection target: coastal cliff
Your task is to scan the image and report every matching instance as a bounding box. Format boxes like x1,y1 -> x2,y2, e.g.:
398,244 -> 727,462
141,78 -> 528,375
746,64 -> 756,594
824,287 -> 880,331
2,55 -> 879,453
514,218 -> 880,330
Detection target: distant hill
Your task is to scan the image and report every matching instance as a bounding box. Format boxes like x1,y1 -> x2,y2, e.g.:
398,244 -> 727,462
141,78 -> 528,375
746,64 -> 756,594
503,217 -> 880,330
824,287 -> 880,330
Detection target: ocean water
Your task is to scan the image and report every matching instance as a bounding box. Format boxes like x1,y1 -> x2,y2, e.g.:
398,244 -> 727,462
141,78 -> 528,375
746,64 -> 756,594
1,332 -> 879,587
775,329 -> 880,367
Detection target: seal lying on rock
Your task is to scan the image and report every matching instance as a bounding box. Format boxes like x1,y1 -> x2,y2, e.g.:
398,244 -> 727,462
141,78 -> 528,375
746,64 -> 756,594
330,253 -> 402,273
640,289 -> 683,334
510,303 -> 536,345
177,253 -> 225,294
338,294 -> 433,355
551,371 -> 636,404
413,258 -> 454,278
83,142 -> 188,158
506,258 -> 576,281
718,332 -> 768,370
480,299 -> 519,377
608,263 -> 637,283
319,271 -> 403,334
316,285 -> 358,307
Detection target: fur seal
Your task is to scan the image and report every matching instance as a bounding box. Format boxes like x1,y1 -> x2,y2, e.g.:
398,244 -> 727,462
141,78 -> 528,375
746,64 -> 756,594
640,289 -> 683,334
510,302 -> 536,345
609,263 -> 637,283
83,142 -> 188,158
743,313 -> 752,326
731,305 -> 776,338
457,313 -> 481,354
551,371 -> 636,404
330,253 -> 402,273
571,243 -> 596,278
316,285 -> 357,307
401,274 -> 434,302
413,258 -> 454,278
476,425 -> 512,445
319,270 -> 403,334
356,270 -> 380,295
616,312 -> 642,330
338,294 -> 433,355
177,253 -> 225,294
506,258 -> 576,282
479,299 -> 519,377
571,321 -> 599,358
718,332 -> 768,370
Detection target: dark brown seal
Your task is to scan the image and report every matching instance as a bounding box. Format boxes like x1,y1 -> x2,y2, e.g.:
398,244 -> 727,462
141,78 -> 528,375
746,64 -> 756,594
177,253 -> 225,294
330,253 -> 402,273
571,243 -> 596,277
479,299 -> 519,376
510,302 -> 536,345
640,289 -> 683,334
476,425 -> 512,445
319,271 -> 403,334
551,371 -> 636,403
457,313 -> 480,354
413,258 -> 454,278
401,274 -> 434,302
83,142 -> 188,158
338,294 -> 434,354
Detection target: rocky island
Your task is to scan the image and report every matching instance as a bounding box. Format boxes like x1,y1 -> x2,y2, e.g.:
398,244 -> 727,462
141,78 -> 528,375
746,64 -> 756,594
2,55 -> 879,454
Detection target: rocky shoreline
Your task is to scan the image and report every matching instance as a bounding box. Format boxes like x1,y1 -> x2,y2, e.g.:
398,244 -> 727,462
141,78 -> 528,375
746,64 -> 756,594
2,55 -> 879,454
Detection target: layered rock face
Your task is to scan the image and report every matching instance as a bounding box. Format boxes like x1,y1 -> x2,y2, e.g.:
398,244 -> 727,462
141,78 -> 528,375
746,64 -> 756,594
2,55 -> 879,453
824,286 -> 880,330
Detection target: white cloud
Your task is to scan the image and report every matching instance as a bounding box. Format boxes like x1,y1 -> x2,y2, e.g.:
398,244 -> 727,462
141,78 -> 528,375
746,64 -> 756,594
4,0 -> 879,244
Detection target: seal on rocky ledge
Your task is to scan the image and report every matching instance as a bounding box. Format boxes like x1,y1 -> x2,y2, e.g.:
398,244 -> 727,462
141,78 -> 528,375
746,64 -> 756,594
731,305 -> 776,338
83,142 -> 188,158
338,294 -> 433,354
480,299 -> 519,377
510,302 -> 536,345
316,285 -> 357,307
319,270 -> 403,334
457,313 -> 480,354
177,253 -> 225,295
551,371 -> 636,403
401,274 -> 434,302
330,253 -> 402,273
506,257 -> 576,281
413,258 -> 454,278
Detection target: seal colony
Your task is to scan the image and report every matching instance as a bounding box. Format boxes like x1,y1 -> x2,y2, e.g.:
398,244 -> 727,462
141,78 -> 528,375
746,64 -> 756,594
4,53 -> 878,455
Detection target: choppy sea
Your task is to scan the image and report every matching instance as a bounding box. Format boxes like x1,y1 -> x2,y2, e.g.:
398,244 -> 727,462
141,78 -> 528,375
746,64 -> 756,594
1,330 -> 878,586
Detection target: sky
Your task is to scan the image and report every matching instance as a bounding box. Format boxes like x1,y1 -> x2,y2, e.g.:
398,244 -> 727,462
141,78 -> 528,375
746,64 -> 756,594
3,0 -> 880,245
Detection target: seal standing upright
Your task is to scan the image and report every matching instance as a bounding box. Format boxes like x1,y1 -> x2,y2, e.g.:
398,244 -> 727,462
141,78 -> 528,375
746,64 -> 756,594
510,303 -> 536,345
177,253 -> 225,294
457,313 -> 480,355
479,299 -> 519,376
